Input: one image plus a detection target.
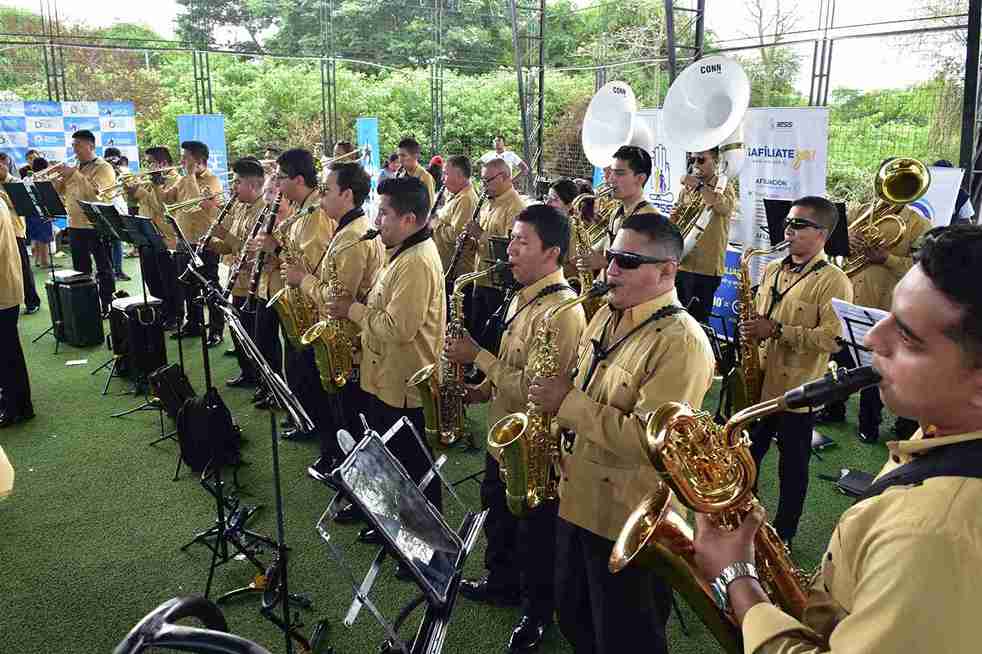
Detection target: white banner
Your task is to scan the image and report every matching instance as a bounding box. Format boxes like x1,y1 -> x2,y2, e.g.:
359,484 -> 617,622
635,108 -> 689,216
910,165 -> 964,227
736,108 -> 829,276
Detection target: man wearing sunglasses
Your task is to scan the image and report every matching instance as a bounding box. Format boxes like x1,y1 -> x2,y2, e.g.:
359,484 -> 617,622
576,145 -> 661,275
466,157 -> 527,354
673,147 -> 737,323
529,213 -> 715,654
740,196 -> 852,547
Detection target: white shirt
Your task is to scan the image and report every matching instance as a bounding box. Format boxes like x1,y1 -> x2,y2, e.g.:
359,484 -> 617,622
958,197 -> 975,220
480,149 -> 525,171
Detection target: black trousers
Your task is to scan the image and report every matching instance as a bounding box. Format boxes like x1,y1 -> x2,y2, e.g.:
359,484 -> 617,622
144,249 -> 183,325
228,294 -> 256,381
555,518 -> 672,654
68,228 -> 115,311
284,337 -> 341,439
16,238 -> 40,309
675,270 -> 721,325
363,393 -> 442,511
471,285 -> 505,353
0,306 -> 31,416
254,301 -> 283,377
177,250 -> 224,336
316,369 -> 372,461
480,452 -> 558,621
749,410 -> 815,542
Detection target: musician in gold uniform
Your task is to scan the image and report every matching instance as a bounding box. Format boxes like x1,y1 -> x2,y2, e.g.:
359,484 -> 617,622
530,214 -> 715,654
467,158 -> 526,352
695,224 -> 982,654
0,197 -> 33,427
396,137 -> 436,210
818,204 -> 932,443
446,205 -> 585,652
0,153 -> 40,313
431,155 -> 479,281
673,147 -> 737,323
740,197 -> 852,545
575,145 -> 661,276
252,148 -> 333,437
156,140 -> 224,345
326,176 -> 446,523
283,161 -> 384,471
51,129 -> 117,313
545,177 -> 584,289
207,158 -> 267,387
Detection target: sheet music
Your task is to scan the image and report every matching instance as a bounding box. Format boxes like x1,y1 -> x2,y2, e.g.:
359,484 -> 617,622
831,298 -> 889,367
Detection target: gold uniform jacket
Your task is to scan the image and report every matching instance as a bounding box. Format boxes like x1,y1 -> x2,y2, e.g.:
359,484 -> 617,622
744,428 -> 982,654
132,172 -> 179,249
677,180 -> 737,277
473,187 -> 526,289
0,199 -> 24,309
260,190 -> 334,300
432,185 -> 480,279
555,289 -> 715,541
156,169 -> 223,241
53,157 -> 116,229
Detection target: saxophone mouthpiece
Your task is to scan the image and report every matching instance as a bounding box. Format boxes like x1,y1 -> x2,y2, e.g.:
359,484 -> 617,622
361,229 -> 380,241
588,280 -> 612,297
783,365 -> 881,410
493,260 -> 514,271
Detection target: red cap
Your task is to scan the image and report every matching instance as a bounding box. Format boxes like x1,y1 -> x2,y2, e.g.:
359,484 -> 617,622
429,155 -> 444,166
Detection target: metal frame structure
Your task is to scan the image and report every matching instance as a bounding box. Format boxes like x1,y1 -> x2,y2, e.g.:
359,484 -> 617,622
509,0 -> 547,189
961,0 -> 982,206
39,0 -> 67,101
320,0 -> 338,152
192,50 -> 214,115
430,0 -> 446,155
664,0 -> 706,84
808,0 -> 835,106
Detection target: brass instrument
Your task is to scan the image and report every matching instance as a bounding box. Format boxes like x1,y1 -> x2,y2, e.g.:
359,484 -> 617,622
264,205 -> 320,349
730,240 -> 790,411
609,363 -> 881,653
409,261 -> 512,448
487,280 -> 610,517
31,159 -> 74,182
843,157 -> 929,277
97,166 -> 184,201
163,192 -> 223,216
445,191 -> 487,282
568,187 -> 615,320
300,229 -> 381,392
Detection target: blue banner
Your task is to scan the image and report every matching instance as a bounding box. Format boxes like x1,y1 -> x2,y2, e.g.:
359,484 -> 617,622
355,116 -> 380,188
177,114 -> 229,193
708,247 -> 742,341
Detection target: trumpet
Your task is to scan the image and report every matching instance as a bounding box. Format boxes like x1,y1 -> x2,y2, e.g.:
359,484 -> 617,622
31,159 -> 75,182
164,192 -> 223,215
97,166 -> 183,201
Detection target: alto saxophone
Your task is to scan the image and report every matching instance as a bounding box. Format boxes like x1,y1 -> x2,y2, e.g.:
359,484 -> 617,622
731,240 -> 790,411
301,229 -> 380,392
608,364 -> 879,654
487,280 -> 610,517
408,261 -> 511,448
265,205 -> 320,349
568,192 -> 606,321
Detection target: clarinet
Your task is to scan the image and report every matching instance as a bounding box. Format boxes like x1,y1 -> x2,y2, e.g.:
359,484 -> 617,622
223,201 -> 269,300
194,191 -> 238,261
445,191 -> 487,282
244,191 -> 283,313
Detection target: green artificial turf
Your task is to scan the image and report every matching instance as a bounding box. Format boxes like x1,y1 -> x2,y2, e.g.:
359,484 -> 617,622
0,257 -> 894,654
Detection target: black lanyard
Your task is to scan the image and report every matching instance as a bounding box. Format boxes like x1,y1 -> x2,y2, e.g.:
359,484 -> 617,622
764,258 -> 828,320
501,283 -> 573,331
607,199 -> 650,242
580,304 -> 684,391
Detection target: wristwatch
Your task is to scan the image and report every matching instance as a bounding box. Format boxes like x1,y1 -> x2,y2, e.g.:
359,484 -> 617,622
771,321 -> 784,341
710,561 -> 759,613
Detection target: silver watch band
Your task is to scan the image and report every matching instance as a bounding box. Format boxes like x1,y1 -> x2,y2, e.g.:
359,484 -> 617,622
711,561 -> 759,612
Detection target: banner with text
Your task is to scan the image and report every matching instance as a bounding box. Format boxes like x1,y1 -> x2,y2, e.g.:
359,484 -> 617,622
177,114 -> 229,193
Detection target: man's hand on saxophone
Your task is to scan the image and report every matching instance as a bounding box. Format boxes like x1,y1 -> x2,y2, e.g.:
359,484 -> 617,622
527,370 -> 573,415
575,249 -> 606,273
444,328 -> 480,365
740,317 -> 779,341
325,292 -> 353,320
282,260 -> 306,288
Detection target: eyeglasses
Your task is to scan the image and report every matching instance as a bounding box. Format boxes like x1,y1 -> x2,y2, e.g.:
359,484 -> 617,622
689,156 -> 707,165
605,248 -> 675,270
784,218 -> 824,231
480,172 -> 504,185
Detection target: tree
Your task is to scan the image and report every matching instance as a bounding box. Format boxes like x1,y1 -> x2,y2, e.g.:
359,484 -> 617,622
740,0 -> 804,107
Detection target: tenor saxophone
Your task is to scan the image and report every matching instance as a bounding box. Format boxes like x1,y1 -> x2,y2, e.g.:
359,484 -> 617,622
568,192 -> 606,321
487,280 -> 609,517
300,229 -> 380,393
265,205 -> 319,349
408,261 -> 511,448
609,363 -> 881,654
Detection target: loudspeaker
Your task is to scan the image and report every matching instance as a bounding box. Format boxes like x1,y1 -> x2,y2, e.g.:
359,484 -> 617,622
45,278 -> 104,347
150,364 -> 197,420
109,296 -> 167,382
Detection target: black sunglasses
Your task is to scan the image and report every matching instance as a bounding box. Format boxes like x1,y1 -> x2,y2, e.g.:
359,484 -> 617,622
784,218 -> 824,231
689,156 -> 707,165
605,249 -> 675,270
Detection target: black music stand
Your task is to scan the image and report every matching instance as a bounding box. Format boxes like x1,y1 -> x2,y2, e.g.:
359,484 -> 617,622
313,417 -> 486,654
6,181 -> 67,352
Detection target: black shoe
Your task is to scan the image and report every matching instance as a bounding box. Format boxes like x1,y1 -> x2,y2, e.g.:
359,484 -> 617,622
459,576 -> 521,607
0,407 -> 35,428
814,407 -> 846,424
206,334 -> 224,348
226,374 -> 256,388
170,324 -> 203,339
24,305 -> 40,315
252,388 -> 267,403
223,347 -> 237,357
308,456 -> 341,483
857,428 -> 879,444
358,527 -> 384,545
508,615 -> 548,652
115,272 -> 131,281
281,428 -> 315,441
394,562 -> 413,582
280,417 -> 295,429
333,503 -> 364,525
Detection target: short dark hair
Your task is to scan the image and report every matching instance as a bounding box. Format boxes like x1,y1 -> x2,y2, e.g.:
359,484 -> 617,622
790,195 -> 838,232
613,145 -> 652,185
0,152 -> 10,166
181,140 -> 209,161
516,204 -> 571,264
117,156 -> 129,167
232,157 -> 265,179
550,178 -> 579,206
144,146 -> 173,165
31,158 -> 49,173
446,155 -> 471,179
398,137 -> 421,157
621,212 -> 683,261
378,176 -> 430,225
330,162 -> 371,207
72,129 -> 96,145
334,141 -> 355,155
276,148 -> 317,188
494,134 -> 505,141
916,224 -> 982,367
19,164 -> 31,177
103,146 -> 122,158
387,153 -> 399,164
26,149 -> 40,158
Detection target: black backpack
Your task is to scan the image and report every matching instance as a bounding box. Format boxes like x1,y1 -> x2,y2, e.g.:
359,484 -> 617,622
176,387 -> 241,473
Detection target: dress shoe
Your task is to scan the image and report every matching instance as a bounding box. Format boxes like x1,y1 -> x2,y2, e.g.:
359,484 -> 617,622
226,374 -> 256,388
508,615 -> 549,652
280,417 -> 295,429
333,503 -> 364,524
0,407 -> 35,428
254,396 -> 278,411
252,388 -> 267,403
281,428 -> 316,441
114,272 -> 132,281
23,305 -> 40,315
206,333 -> 224,348
394,562 -> 413,582
857,428 -> 879,444
358,526 -> 384,545
223,347 -> 237,357
458,576 -> 520,606
814,407 -> 846,424
170,324 -> 203,339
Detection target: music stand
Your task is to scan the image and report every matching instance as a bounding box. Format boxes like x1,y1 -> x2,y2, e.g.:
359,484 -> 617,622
5,181 -> 67,352
313,417 -> 486,654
